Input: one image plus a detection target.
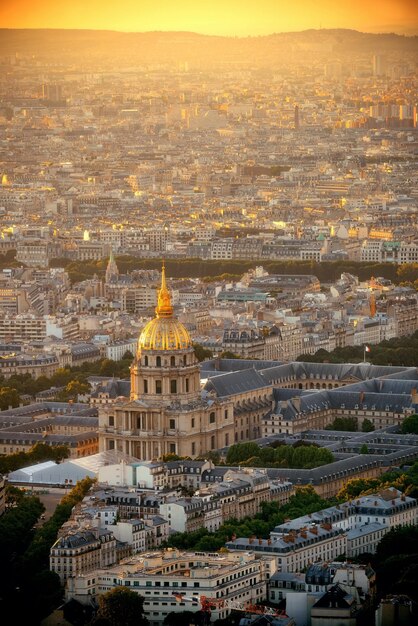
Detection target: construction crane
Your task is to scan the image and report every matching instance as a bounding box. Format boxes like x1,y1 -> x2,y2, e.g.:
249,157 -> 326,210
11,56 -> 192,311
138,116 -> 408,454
172,592 -> 289,618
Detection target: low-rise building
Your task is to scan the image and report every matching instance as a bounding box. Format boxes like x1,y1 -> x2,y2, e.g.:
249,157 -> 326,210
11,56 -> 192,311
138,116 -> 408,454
65,550 -> 276,625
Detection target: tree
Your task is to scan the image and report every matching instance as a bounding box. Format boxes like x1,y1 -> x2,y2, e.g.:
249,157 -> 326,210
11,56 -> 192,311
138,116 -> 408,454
5,484 -> 25,507
95,587 -> 149,626
100,359 -> 117,376
163,611 -> 198,626
0,386 -> 20,410
361,419 -> 375,432
59,379 -> 91,400
325,417 -> 358,431
220,351 -> 240,359
401,414 -> 418,434
374,525 -> 418,601
193,343 -> 213,362
359,444 -> 369,454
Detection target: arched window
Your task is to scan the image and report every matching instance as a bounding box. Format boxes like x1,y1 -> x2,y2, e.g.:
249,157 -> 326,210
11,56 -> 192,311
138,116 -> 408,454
144,355 -> 148,366
170,356 -> 175,367
183,355 -> 187,366
156,356 -> 161,367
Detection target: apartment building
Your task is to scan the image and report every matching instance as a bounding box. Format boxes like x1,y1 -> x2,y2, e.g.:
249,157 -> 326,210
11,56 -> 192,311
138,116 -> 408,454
16,239 -> 62,268
227,526 -> 346,573
50,529 -> 117,583
65,550 -> 276,625
227,488 -> 417,572
159,497 -> 223,533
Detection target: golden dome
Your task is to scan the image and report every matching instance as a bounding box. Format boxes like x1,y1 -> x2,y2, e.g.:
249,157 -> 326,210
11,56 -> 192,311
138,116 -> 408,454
138,264 -> 192,351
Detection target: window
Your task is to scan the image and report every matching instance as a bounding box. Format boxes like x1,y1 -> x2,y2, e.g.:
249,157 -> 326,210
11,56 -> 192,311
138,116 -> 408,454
225,434 -> 229,446
224,410 -> 228,419
156,380 -> 162,394
108,416 -> 114,426
185,378 -> 189,392
144,355 -> 148,366
211,435 -> 215,449
170,380 -> 177,394
170,444 -> 176,454
192,442 -> 196,456
191,418 -> 195,428
156,356 -> 161,367
170,356 -> 175,366
169,419 -> 176,430
209,412 -> 215,424
144,379 -> 148,394
108,440 -> 115,450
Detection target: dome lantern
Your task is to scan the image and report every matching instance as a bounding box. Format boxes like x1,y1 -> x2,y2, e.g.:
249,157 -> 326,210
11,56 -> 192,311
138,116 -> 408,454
137,264 -> 192,352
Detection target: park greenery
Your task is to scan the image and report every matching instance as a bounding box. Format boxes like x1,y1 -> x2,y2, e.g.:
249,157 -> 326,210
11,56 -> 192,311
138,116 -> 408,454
0,442 -> 70,474
0,476 -> 95,625
47,255 -> 418,286
225,441 -> 334,469
164,485 -> 335,552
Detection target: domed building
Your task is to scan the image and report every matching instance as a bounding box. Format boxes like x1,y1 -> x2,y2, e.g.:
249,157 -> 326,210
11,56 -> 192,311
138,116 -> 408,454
99,266 -> 235,461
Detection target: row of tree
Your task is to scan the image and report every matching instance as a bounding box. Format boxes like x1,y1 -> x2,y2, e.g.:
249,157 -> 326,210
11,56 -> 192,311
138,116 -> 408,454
325,417 -> 375,432
225,441 -> 334,469
0,442 -> 70,475
165,485 -> 335,552
0,476 -> 96,625
48,254 -> 418,285
297,330 -> 418,367
336,459 -> 418,501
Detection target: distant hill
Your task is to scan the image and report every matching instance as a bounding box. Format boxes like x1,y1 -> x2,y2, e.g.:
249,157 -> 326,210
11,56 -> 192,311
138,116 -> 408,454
0,28 -> 416,64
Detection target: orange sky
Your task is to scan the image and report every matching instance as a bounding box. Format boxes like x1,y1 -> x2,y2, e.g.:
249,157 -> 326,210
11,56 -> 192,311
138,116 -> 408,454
0,0 -> 417,36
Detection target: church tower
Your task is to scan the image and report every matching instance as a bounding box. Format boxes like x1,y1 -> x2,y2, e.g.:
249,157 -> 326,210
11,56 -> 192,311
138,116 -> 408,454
99,265 -> 235,460
105,249 -> 119,283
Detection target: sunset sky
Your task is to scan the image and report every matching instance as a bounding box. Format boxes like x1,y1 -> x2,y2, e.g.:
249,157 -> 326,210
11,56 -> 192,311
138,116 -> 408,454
0,0 -> 417,36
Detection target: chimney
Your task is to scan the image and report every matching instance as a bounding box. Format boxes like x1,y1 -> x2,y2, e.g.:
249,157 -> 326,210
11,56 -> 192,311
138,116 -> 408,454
411,388 -> 418,404
292,396 -> 301,412
360,391 -> 365,404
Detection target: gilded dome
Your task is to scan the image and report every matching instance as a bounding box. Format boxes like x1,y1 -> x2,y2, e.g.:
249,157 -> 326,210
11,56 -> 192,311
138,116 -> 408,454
137,265 -> 192,352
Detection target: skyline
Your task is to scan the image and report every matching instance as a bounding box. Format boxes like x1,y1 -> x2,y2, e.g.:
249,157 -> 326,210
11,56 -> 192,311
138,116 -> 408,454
1,0 -> 418,36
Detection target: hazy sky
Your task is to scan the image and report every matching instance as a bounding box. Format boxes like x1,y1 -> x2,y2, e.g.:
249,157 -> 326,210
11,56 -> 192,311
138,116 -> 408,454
1,0 -> 417,36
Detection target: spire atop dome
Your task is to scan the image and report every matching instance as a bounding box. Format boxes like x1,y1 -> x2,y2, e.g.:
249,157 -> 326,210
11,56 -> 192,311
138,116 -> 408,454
156,262 -> 173,318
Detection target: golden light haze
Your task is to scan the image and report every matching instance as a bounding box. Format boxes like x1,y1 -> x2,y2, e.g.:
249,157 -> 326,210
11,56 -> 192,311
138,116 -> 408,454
1,0 -> 417,35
